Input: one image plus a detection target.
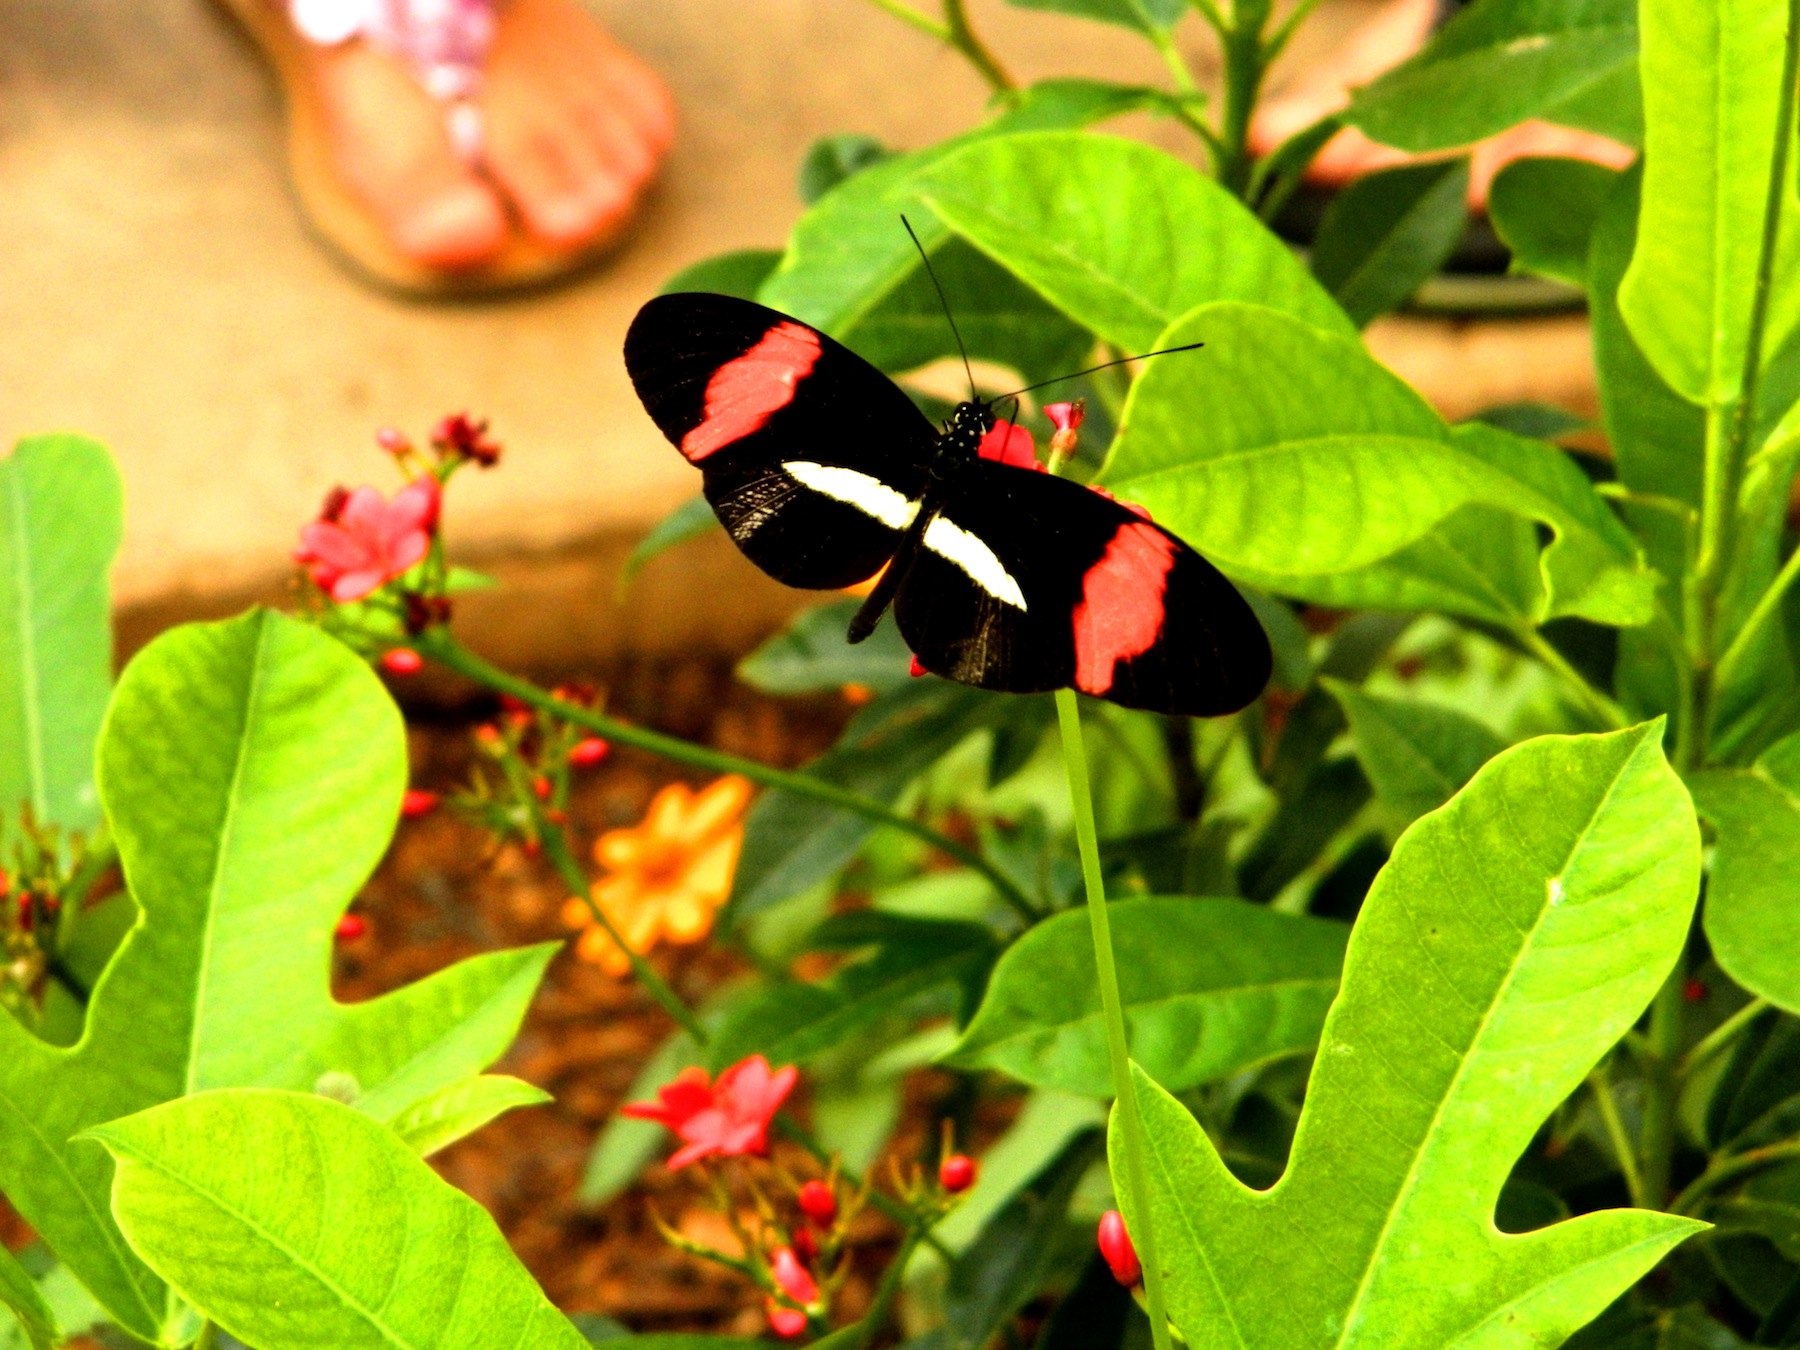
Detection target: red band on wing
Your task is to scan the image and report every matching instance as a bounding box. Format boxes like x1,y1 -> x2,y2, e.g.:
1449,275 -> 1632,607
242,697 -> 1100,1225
1072,521 -> 1177,696
680,321 -> 823,462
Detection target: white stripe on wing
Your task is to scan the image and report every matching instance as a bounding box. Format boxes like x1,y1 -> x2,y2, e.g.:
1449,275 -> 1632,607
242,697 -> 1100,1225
783,461 -> 920,531
923,516 -> 1027,611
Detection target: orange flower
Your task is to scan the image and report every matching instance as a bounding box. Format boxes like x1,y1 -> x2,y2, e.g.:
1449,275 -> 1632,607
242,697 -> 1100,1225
562,775 -> 751,975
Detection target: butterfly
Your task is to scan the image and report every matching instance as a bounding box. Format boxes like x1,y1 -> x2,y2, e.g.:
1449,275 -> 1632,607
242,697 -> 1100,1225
623,290 -> 1271,718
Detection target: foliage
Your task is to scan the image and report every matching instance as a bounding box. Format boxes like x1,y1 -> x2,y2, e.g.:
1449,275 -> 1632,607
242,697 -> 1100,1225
9,0 -> 1800,1344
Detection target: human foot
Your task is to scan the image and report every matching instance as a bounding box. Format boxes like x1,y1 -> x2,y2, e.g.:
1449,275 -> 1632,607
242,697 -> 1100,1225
275,0 -> 674,279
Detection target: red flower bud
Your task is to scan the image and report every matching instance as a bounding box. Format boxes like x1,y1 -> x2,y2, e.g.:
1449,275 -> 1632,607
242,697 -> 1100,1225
765,1302 -> 808,1339
790,1226 -> 820,1264
431,413 -> 502,467
475,723 -> 502,747
0,869 -> 9,899
569,737 -> 611,768
909,654 -> 928,678
1098,1210 -> 1140,1286
1044,400 -> 1086,434
499,694 -> 529,713
532,776 -> 552,800
769,1246 -> 820,1305
797,1179 -> 837,1227
16,894 -> 32,931
506,710 -> 533,732
939,1154 -> 977,1194
400,789 -> 440,819
380,647 -> 423,676
375,427 -> 412,455
335,913 -> 367,941
1683,978 -> 1708,1003
318,485 -> 351,524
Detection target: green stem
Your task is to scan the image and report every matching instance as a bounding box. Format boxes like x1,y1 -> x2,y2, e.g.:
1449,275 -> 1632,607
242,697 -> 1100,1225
195,1322 -> 220,1350
1145,25 -> 1199,96
416,631 -> 1043,924
860,0 -> 949,40
1055,689 -> 1173,1350
1213,19 -> 1268,197
1588,1060 -> 1645,1208
771,1116 -> 951,1259
1672,1138 -> 1800,1217
943,0 -> 1017,96
1514,627 -> 1629,729
1637,959 -> 1687,1208
1680,997 -> 1771,1081
537,817 -> 708,1044
853,1227 -> 926,1349
1261,0 -> 1323,63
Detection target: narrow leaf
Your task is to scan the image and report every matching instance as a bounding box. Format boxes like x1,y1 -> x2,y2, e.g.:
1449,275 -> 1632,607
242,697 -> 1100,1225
89,1089 -> 589,1350
1310,160 -> 1470,327
1325,680 -> 1506,824
380,1074 -> 551,1157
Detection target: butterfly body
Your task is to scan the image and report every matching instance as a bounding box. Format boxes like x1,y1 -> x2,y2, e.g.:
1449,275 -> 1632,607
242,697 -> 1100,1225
625,291 -> 1271,717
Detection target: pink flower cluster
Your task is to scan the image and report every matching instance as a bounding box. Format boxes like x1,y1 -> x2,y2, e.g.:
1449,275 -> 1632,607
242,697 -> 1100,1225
622,1053 -> 798,1169
293,477 -> 440,602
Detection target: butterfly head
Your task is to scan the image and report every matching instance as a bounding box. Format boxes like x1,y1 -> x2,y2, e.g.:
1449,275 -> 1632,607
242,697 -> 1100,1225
944,400 -> 996,457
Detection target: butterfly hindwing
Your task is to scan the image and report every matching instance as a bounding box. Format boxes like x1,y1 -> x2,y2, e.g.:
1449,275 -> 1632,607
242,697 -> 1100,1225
625,293 -> 938,588
895,463 -> 1272,717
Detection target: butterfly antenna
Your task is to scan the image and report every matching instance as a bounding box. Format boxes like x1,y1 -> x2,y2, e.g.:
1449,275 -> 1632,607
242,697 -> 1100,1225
995,341 -> 1208,401
901,214 -> 977,401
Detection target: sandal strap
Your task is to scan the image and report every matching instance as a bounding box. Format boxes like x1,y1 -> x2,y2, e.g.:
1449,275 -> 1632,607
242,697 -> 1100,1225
289,0 -> 495,157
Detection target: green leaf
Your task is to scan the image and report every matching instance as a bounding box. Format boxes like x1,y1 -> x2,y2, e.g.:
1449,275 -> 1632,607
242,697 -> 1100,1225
798,133 -> 895,204
0,435 -> 120,848
1112,724 -> 1705,1348
0,1245 -> 53,1350
708,913 -> 998,1068
0,611 -> 553,1342
1347,0 -> 1639,152
1488,157 -> 1622,288
1690,732 -> 1800,1014
381,1074 -> 551,1157
736,599 -> 916,696
1325,680 -> 1507,824
87,1089 -> 589,1350
914,133 -> 1354,351
1003,0 -> 1185,33
1102,303 -> 1656,625
946,897 -> 1346,1097
1618,0 -> 1800,404
1586,164 -> 1704,507
1309,160 -> 1470,327
621,495 -> 719,585
759,84 -> 1148,337
658,248 -> 782,300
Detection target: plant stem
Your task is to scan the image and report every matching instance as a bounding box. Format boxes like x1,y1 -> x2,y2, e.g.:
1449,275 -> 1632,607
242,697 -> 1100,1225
1145,25 -> 1199,96
1714,520 -> 1800,692
861,0 -> 949,40
1054,689 -> 1173,1350
417,631 -> 1043,924
1588,1061 -> 1645,1207
1680,998 -> 1771,1081
195,1322 -> 219,1350
943,0 -> 1017,96
1637,959 -> 1687,1208
1672,1138 -> 1800,1217
1213,16 -> 1269,197
853,1227 -> 926,1349
536,817 -> 708,1043
1514,627 -> 1629,729
771,1116 -> 951,1259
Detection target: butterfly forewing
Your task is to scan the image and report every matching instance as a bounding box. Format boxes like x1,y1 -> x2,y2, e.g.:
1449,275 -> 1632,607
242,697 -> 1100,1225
625,293 -> 938,588
895,463 -> 1272,717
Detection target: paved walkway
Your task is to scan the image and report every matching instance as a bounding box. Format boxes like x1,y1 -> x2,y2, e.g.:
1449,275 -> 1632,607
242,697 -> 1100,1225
0,0 -> 1592,663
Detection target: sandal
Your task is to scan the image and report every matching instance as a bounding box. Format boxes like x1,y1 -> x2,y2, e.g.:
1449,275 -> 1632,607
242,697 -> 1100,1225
218,0 -> 630,297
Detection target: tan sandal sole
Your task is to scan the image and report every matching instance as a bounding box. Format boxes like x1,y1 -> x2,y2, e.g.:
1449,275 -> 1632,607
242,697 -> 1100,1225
214,0 -> 628,299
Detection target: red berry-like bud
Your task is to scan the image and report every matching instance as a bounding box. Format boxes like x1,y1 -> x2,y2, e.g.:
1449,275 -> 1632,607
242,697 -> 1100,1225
16,894 -> 32,931
380,647 -> 424,676
766,1302 -> 808,1339
375,427 -> 412,455
909,654 -> 928,678
790,1226 -> 820,1264
335,913 -> 367,941
499,694 -> 528,713
506,710 -> 533,731
532,776 -> 552,800
1098,1210 -> 1140,1286
0,869 -> 9,899
1683,978 -> 1708,1003
400,789 -> 440,819
569,737 -> 611,768
797,1179 -> 837,1227
475,723 -> 502,747
939,1154 -> 977,1194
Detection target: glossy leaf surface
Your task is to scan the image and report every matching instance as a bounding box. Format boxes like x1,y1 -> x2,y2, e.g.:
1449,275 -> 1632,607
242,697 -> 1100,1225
1310,160 -> 1470,327
1326,680 -> 1507,824
1488,157 -> 1622,288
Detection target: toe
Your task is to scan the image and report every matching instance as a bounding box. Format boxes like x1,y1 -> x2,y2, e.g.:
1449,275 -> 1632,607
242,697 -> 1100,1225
388,180 -> 509,269
489,123 -> 629,250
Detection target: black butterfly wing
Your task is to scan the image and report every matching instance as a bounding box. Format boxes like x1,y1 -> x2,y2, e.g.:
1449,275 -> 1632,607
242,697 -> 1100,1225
894,463 -> 1272,717
625,292 -> 939,589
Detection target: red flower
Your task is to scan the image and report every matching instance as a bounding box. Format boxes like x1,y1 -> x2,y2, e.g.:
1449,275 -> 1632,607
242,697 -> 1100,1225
1044,401 -> 1085,434
1098,1210 -> 1140,1286
295,477 -> 440,602
939,1154 -> 977,1194
431,412 -> 502,467
380,647 -> 424,676
908,654 -> 928,678
765,1302 -> 808,1338
796,1179 -> 837,1227
977,419 -> 1041,471
401,789 -> 440,819
621,1054 -> 799,1169
769,1246 -> 820,1306
569,736 -> 611,768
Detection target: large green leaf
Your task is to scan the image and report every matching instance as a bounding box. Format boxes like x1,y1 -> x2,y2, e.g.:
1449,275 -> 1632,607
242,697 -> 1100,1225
1101,303 -> 1655,625
1489,157 -> 1622,288
0,611 -> 553,1342
913,133 -> 1354,351
1112,724 -> 1705,1348
1347,0 -> 1639,152
1325,680 -> 1507,825
1691,732 -> 1800,1014
0,1246 -> 53,1350
1618,0 -> 1800,404
1310,160 -> 1471,327
759,81 -> 1155,336
0,435 -> 120,849
945,897 -> 1347,1097
88,1089 -> 588,1350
